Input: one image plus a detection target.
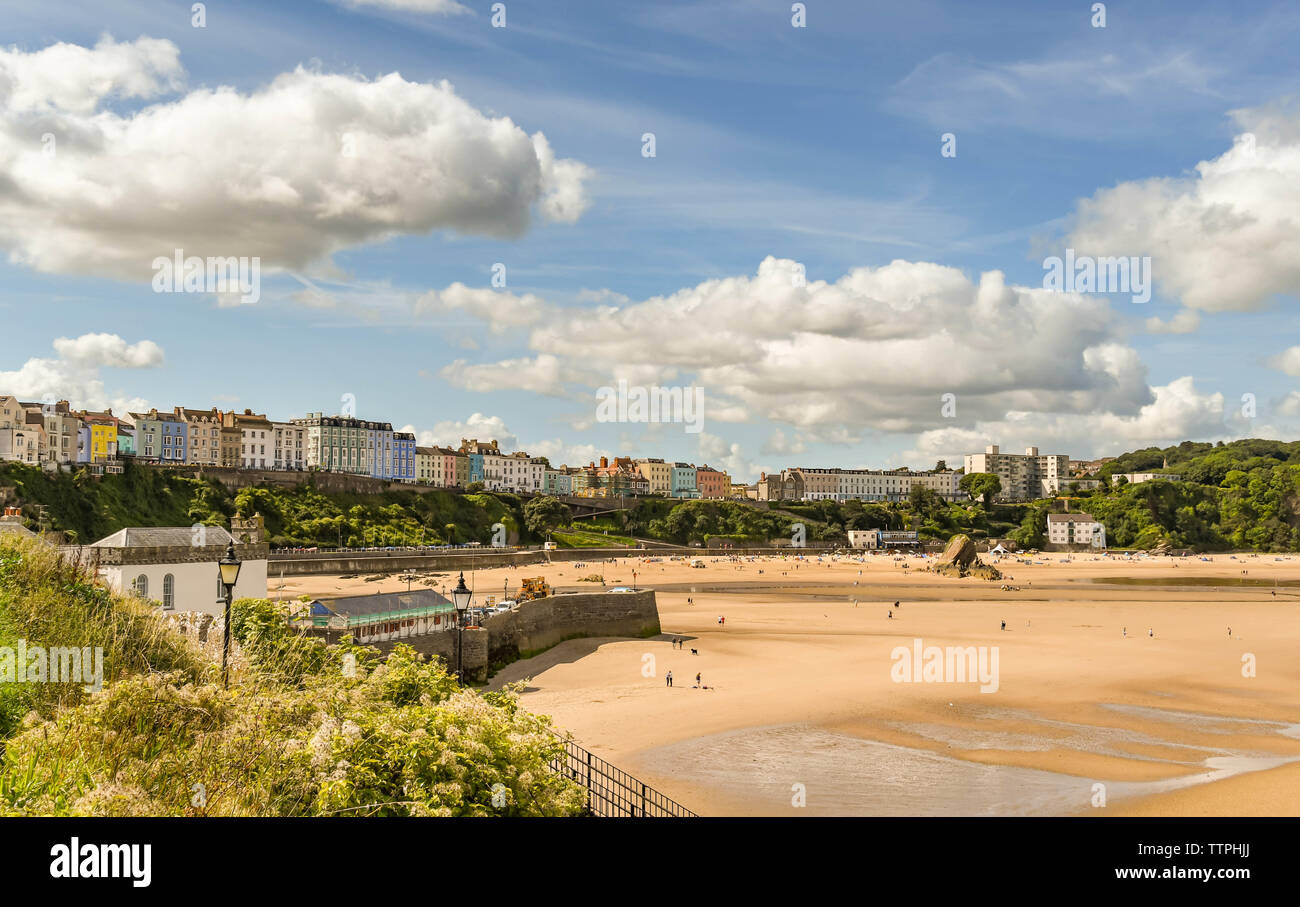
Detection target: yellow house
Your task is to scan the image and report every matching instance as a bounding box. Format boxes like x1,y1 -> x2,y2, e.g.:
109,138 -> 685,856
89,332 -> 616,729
87,423 -> 116,462
77,409 -> 121,463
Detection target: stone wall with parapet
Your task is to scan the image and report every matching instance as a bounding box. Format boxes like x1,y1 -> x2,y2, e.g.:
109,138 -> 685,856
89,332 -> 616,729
60,541 -> 268,568
266,547 -> 648,575
312,590 -> 659,684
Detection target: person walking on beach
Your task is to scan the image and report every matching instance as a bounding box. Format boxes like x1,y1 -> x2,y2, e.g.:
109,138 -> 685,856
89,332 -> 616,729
696,672 -> 701,687
1148,627 -> 1154,638
1122,626 -> 1126,637
666,670 -> 673,687
1000,619 -> 1006,631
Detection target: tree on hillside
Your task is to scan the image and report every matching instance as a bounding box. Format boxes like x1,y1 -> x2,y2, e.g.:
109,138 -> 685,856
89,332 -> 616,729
908,484 -> 944,518
960,472 -> 1002,506
1010,506 -> 1047,549
524,496 -> 572,539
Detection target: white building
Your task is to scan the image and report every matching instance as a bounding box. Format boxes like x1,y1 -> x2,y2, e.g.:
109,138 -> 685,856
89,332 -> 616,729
0,395 -> 44,465
795,467 -> 962,503
1046,512 -> 1106,549
499,452 -> 546,492
1115,473 -> 1182,485
847,529 -> 920,548
272,421 -> 307,471
86,520 -> 268,617
964,445 -> 1071,502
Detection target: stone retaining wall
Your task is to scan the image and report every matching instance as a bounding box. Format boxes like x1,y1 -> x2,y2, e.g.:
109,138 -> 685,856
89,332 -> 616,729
313,589 -> 659,683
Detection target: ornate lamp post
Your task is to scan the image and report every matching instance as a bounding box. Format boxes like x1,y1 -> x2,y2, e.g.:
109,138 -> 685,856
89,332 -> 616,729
450,571 -> 472,683
218,540 -> 242,689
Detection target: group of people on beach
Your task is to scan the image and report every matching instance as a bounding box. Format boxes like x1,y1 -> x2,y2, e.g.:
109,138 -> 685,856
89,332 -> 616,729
665,669 -> 705,689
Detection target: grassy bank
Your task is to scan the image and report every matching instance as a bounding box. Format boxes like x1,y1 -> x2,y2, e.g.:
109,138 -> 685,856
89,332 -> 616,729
0,536 -> 584,816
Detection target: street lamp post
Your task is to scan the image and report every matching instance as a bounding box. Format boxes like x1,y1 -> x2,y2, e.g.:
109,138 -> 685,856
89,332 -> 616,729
450,571 -> 472,684
218,540 -> 242,689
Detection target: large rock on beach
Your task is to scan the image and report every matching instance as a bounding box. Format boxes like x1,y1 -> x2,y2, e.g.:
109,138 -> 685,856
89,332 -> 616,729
933,534 -> 1002,580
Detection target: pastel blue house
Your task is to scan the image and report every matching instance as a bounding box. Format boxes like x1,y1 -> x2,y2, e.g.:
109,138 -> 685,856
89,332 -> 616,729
671,463 -> 700,499
393,432 -> 416,482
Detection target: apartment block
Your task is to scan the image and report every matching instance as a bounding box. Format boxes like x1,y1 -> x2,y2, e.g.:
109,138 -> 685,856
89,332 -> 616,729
963,445 -> 1070,502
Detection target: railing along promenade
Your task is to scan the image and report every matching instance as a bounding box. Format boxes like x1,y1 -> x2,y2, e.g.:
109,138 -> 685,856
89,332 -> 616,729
549,735 -> 697,818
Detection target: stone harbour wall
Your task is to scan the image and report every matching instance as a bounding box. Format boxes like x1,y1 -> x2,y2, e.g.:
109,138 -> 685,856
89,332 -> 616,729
313,589 -> 660,684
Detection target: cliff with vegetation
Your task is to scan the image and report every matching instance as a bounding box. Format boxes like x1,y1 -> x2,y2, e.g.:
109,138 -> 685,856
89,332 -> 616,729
5,436 -> 1300,553
0,460 -> 525,548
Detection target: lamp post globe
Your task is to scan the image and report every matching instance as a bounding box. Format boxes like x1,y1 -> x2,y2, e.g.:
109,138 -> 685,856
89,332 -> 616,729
450,571 -> 472,684
218,540 -> 242,689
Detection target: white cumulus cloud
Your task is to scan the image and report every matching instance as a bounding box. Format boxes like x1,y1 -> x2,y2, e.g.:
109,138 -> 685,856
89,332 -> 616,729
1066,100 -> 1300,312
0,37 -> 591,284
0,333 -> 164,411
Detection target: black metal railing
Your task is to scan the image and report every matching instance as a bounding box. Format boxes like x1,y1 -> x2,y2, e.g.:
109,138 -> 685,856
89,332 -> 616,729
550,736 -> 697,817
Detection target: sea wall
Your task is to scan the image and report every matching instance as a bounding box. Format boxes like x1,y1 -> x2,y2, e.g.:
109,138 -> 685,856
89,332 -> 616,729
313,589 -> 660,683
266,545 -> 884,575
267,547 -> 650,575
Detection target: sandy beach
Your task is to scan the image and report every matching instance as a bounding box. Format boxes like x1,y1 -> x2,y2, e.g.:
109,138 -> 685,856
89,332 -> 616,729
276,550 -> 1300,816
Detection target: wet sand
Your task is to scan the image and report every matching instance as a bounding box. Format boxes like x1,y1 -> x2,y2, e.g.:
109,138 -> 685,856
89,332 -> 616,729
279,550 -> 1300,816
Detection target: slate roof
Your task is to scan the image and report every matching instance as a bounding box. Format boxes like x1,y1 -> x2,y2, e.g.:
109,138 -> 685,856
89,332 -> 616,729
90,526 -> 235,548
0,522 -> 38,540
312,588 -> 452,617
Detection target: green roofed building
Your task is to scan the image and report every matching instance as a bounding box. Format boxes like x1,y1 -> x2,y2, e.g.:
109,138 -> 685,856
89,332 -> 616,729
300,588 -> 456,645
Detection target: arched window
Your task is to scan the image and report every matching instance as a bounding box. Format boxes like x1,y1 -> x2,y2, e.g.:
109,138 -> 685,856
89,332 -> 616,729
132,574 -> 148,598
162,573 -> 175,610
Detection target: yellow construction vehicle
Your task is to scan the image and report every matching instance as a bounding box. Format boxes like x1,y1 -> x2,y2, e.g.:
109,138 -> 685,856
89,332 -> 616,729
519,576 -> 551,602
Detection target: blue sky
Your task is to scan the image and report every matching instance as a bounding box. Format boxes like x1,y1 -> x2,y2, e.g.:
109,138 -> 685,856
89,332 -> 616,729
3,0 -> 1300,479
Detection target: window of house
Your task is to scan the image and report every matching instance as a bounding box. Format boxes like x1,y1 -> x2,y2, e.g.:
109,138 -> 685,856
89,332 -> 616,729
162,574 -> 175,610
132,574 -> 148,597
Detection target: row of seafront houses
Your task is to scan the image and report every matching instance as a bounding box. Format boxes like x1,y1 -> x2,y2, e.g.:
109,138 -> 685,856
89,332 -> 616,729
1,395 -> 1181,505
756,445 -> 1180,505
0,396 -> 731,499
